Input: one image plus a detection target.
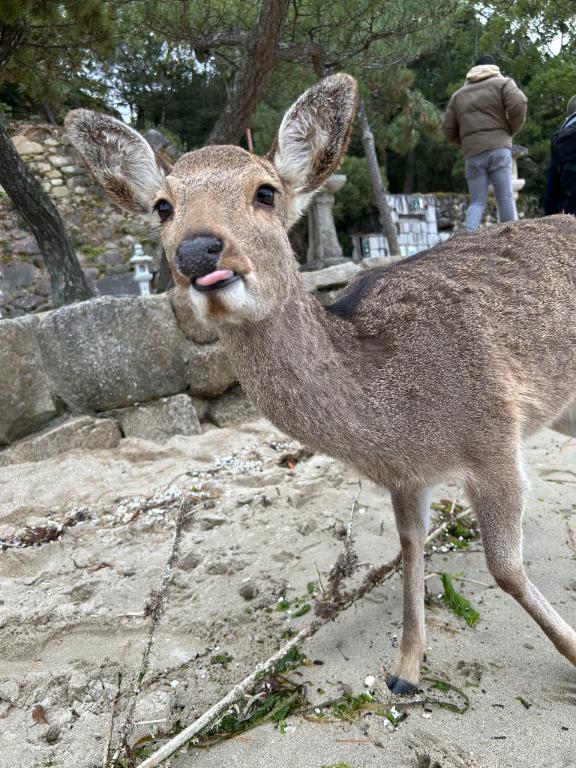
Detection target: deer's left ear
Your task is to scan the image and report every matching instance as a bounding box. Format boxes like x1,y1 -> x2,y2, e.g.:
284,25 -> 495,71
268,73 -> 357,221
65,109 -> 165,213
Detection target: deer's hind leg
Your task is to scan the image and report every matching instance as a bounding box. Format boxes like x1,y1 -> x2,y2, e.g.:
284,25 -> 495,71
387,486 -> 431,694
466,462 -> 576,667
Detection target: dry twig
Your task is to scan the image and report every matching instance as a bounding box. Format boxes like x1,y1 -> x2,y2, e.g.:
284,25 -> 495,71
102,672 -> 123,768
134,556 -> 401,768
134,502 -> 478,767
425,572 -> 491,588
108,495 -> 198,767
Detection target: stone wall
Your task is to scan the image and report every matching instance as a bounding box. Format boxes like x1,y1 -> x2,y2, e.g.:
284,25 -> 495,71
0,124 -> 158,318
434,192 -> 542,231
0,292 -> 252,464
0,258 -> 384,463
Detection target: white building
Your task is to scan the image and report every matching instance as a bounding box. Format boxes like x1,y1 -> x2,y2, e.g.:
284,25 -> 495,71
352,194 -> 451,261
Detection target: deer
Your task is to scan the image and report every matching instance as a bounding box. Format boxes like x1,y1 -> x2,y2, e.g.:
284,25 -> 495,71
65,73 -> 576,695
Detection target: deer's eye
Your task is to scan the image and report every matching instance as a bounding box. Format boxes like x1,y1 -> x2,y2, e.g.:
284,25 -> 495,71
154,199 -> 173,222
255,185 -> 275,207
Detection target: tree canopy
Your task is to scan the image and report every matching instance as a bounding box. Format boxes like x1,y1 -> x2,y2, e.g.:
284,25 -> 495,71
1,0 -> 576,271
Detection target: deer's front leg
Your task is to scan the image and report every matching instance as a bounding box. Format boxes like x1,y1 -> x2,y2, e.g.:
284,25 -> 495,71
387,487 -> 431,695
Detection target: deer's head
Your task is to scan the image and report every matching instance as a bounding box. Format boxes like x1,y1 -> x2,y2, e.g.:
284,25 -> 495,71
65,74 -> 357,324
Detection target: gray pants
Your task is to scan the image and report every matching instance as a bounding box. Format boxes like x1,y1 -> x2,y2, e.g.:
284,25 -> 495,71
464,147 -> 517,231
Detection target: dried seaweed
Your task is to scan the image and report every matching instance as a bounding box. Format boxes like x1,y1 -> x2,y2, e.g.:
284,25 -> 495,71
0,507 -> 89,549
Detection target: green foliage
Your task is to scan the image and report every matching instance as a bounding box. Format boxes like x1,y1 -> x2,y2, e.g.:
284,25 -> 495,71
326,692 -> 374,721
78,244 -> 105,263
104,36 -> 228,149
407,0 -> 576,198
385,90 -> 443,155
334,155 -> 382,228
195,648 -> 307,747
441,573 -> 480,626
6,0 -> 575,215
0,1 -> 116,110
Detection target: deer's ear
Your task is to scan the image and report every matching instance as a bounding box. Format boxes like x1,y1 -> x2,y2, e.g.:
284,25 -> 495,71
268,73 -> 357,220
65,109 -> 165,213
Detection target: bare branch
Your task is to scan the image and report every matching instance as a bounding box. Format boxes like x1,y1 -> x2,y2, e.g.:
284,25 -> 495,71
107,495 -> 198,767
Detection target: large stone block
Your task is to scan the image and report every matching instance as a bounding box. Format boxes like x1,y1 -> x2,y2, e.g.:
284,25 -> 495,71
0,320 -> 57,444
49,155 -> 74,168
208,385 -> 260,427
36,295 -> 189,412
51,186 -> 70,198
301,261 -> 360,291
10,235 -> 41,256
0,259 -> 39,289
116,394 -> 201,442
185,341 -> 235,397
12,136 -> 43,155
169,290 -> 218,344
0,416 -> 121,466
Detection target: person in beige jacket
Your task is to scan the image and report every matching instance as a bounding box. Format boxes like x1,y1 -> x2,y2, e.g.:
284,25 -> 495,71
443,55 -> 527,230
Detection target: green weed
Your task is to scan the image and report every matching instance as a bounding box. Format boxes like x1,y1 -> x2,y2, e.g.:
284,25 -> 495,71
441,573 -> 480,626
78,243 -> 106,262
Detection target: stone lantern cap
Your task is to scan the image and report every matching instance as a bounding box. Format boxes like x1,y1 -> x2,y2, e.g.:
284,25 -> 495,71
129,243 -> 153,266
324,174 -> 347,194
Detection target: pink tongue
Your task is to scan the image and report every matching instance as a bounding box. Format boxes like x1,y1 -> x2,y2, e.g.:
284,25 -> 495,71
195,269 -> 235,287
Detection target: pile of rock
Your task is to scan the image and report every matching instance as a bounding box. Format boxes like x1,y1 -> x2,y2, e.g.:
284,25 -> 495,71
0,292 -> 262,464
0,260 -> 371,461
11,131 -> 88,200
0,124 -> 157,319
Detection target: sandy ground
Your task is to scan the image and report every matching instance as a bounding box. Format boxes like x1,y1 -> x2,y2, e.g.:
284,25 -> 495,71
0,419 -> 575,768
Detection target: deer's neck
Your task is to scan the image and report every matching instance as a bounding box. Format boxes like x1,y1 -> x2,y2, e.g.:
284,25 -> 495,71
218,278 -> 377,459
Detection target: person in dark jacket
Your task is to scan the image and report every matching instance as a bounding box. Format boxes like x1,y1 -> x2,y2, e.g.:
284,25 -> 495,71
443,55 -> 527,230
543,96 -> 576,216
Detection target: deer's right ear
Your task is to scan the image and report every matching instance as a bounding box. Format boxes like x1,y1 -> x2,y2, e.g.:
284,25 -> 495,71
65,109 -> 165,213
268,73 -> 357,222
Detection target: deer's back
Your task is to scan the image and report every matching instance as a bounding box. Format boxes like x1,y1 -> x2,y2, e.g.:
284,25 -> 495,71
327,215 -> 576,445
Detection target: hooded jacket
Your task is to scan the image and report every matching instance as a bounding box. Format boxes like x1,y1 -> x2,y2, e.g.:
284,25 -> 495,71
442,65 -> 527,159
543,112 -> 576,216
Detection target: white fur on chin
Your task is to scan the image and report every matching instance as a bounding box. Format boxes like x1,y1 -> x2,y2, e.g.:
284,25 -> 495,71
187,277 -> 261,324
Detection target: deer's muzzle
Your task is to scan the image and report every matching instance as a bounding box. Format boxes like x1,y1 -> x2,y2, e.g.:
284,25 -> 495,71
175,234 -> 224,281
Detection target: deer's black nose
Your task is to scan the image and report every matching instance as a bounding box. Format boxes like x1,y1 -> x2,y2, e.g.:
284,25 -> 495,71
175,234 -> 223,280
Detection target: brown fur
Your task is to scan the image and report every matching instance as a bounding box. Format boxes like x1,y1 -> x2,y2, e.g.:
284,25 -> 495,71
66,74 -> 576,692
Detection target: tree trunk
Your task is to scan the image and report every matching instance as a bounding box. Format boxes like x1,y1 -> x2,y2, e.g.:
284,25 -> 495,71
206,0 -> 291,145
136,104 -> 146,131
0,120 -> 93,306
0,21 -> 27,72
357,100 -> 400,257
41,101 -> 57,125
403,146 -> 416,195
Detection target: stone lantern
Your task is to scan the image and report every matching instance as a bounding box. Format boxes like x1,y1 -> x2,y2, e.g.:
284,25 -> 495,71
130,243 -> 153,296
306,174 -> 346,263
488,145 -> 527,212
511,145 -> 528,200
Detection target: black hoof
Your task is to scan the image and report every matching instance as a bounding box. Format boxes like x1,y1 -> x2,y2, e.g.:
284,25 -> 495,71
386,674 -> 420,695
